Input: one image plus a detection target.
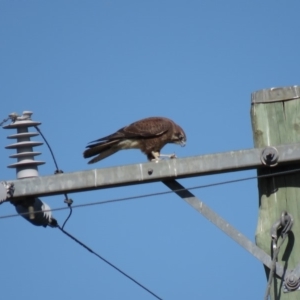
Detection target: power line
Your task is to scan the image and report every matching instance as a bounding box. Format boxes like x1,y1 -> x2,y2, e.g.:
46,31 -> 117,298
5,122 -> 163,299
34,126 -> 60,172
37,124 -> 163,299
34,125 -> 73,229
0,116 -> 11,127
57,224 -> 163,300
1,166 -> 300,220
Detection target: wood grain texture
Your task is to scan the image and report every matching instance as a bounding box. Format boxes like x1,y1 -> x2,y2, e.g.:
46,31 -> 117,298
251,88 -> 300,300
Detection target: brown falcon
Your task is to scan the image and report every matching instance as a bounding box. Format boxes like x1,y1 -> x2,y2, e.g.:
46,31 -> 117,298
83,117 -> 186,164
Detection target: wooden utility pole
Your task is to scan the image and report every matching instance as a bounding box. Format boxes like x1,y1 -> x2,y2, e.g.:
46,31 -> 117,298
251,85 -> 300,299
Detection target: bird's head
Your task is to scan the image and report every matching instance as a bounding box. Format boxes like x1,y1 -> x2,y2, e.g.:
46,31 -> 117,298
172,125 -> 187,147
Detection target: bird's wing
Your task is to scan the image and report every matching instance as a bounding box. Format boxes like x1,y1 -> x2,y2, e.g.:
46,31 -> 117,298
87,117 -> 171,144
122,117 -> 171,138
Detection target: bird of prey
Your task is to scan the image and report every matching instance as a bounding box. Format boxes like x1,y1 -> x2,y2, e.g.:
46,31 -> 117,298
83,117 -> 186,164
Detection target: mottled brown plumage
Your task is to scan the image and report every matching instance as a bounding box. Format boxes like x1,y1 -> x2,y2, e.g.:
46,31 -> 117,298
83,117 -> 186,164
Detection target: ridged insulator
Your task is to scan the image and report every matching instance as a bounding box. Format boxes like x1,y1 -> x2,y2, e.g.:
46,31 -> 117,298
3,111 -> 45,179
15,198 -> 57,228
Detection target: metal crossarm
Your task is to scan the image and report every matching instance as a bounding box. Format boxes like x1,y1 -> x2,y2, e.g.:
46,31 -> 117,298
162,179 -> 286,279
6,142 -> 300,198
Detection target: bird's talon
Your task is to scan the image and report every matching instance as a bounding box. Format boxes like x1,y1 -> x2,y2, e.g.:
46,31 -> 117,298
151,158 -> 160,163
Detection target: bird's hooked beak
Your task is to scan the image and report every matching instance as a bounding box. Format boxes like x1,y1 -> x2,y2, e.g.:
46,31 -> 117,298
180,140 -> 186,147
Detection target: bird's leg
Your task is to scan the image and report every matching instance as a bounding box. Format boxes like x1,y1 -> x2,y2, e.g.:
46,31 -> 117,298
150,151 -> 161,162
150,151 -> 177,162
159,153 -> 177,159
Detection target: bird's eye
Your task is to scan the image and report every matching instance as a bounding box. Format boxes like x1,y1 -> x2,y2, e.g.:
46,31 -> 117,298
177,134 -> 184,141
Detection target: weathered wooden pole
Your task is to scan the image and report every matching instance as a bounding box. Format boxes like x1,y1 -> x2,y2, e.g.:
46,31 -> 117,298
251,85 -> 300,299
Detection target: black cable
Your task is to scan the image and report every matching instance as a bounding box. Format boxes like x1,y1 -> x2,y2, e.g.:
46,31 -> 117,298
35,125 -> 73,228
34,126 -> 60,171
31,126 -> 162,298
2,166 -> 300,220
57,224 -> 163,300
0,116 -> 11,127
22,125 -> 161,297
61,205 -> 72,230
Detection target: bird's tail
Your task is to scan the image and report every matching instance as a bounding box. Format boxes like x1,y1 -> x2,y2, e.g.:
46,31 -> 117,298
83,140 -> 119,164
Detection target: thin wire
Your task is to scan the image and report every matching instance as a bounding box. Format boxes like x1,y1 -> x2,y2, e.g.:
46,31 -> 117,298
35,125 -> 73,228
57,224 -> 163,300
35,126 -> 162,299
34,126 -> 60,171
61,205 -> 72,229
0,116 -> 11,127
2,166 -> 300,220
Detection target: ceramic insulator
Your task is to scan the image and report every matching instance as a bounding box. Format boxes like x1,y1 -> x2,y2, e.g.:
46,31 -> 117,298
3,111 -> 45,179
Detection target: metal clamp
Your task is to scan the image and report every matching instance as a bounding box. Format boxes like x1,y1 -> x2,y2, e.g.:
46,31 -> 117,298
269,211 -> 300,293
270,211 -> 293,250
0,181 -> 15,204
264,211 -> 294,299
14,197 -> 57,227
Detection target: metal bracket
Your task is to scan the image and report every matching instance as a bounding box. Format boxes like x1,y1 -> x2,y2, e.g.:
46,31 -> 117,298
0,181 -> 15,204
271,211 -> 293,250
163,179 -> 286,279
269,213 -> 300,293
164,180 -> 300,290
264,211 -> 294,297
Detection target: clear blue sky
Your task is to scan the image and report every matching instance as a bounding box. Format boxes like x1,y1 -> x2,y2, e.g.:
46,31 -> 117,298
1,1 -> 299,299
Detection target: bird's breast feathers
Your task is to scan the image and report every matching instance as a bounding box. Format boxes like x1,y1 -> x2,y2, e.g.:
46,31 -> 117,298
118,139 -> 141,149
